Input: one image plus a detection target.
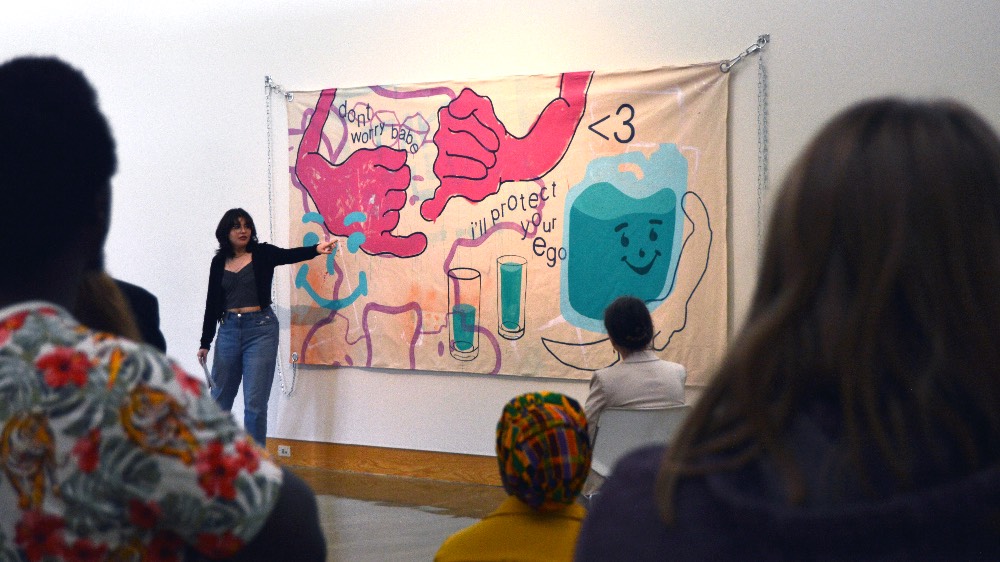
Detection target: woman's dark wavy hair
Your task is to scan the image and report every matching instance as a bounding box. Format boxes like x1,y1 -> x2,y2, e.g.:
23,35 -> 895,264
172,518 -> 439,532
604,295 -> 654,353
656,98 -> 1000,520
215,208 -> 259,258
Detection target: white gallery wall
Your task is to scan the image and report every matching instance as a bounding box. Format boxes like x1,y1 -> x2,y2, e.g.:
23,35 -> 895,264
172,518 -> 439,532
5,0 -> 999,456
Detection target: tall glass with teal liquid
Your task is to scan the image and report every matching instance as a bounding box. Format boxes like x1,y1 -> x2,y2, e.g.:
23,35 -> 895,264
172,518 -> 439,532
447,267 -> 481,360
497,255 -> 527,340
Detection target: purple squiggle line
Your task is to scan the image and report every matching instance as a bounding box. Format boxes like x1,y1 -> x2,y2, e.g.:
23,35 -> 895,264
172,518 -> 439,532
289,109 -> 335,162
370,85 -> 458,102
362,301 -> 423,369
290,104 -> 347,163
299,309 -> 369,365
288,167 -> 313,215
299,248 -> 351,361
475,325 -> 503,374
372,109 -> 435,152
299,314 -> 334,362
373,110 -> 431,136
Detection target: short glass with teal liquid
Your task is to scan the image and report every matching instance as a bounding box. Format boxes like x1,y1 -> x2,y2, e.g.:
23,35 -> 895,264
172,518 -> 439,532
497,255 -> 527,340
447,267 -> 480,360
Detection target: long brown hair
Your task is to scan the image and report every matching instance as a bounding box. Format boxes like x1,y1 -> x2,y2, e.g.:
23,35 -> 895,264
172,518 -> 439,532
74,271 -> 143,344
657,99 -> 1000,520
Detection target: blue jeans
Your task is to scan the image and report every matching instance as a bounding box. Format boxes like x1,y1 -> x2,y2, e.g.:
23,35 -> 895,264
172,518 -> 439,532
210,307 -> 279,446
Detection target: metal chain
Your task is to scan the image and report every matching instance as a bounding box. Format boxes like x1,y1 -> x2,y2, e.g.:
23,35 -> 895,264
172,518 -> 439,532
721,35 -> 771,255
756,40 -> 770,254
265,76 -> 296,397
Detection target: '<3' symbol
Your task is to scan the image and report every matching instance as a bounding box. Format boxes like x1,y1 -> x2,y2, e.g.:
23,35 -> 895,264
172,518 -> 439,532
587,103 -> 636,144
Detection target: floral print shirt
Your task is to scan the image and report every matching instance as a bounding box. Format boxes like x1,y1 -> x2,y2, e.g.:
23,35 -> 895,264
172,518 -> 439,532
0,302 -> 282,561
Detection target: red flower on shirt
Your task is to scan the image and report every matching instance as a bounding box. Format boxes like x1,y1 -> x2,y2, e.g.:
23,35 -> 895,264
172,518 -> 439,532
128,498 -> 162,529
71,428 -> 101,473
172,362 -> 202,397
15,509 -> 66,561
234,438 -> 260,473
195,441 -> 241,500
0,310 -> 29,346
195,531 -> 244,559
64,538 -> 108,562
36,347 -> 91,388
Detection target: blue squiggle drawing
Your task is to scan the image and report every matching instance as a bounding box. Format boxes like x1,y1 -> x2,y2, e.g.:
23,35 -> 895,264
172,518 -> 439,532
303,212 -> 325,225
347,232 -> 366,253
344,211 -> 366,226
297,232 -> 367,310
295,265 -> 367,310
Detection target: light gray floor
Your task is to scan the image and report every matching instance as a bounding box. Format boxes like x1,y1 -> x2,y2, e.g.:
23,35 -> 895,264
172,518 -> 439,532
317,495 -> 480,562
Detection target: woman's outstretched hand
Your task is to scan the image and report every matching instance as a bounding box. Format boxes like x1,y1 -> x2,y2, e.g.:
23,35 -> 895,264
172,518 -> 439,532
317,240 -> 337,254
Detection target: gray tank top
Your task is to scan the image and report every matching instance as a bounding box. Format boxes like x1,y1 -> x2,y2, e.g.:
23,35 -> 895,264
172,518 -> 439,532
222,263 -> 260,309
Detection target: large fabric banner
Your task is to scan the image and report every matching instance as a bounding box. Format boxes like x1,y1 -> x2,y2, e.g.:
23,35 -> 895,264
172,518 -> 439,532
285,63 -> 728,384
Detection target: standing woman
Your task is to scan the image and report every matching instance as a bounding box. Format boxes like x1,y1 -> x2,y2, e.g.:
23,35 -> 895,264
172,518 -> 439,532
198,208 -> 335,445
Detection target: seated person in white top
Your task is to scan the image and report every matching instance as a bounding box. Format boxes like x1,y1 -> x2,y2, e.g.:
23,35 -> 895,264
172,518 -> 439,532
584,295 -> 686,442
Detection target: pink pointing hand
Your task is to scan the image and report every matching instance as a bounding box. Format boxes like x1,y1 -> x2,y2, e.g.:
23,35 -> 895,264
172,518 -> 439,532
420,71 -> 593,222
296,89 -> 427,258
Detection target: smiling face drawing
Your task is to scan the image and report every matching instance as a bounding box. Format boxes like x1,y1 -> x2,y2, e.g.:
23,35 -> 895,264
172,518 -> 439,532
616,218 -> 665,275
561,144 -> 689,330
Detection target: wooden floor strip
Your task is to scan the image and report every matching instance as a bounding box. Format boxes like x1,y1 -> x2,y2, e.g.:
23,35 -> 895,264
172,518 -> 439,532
267,439 -> 501,486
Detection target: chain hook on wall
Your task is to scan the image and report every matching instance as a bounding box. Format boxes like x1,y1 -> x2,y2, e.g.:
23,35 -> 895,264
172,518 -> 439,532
721,34 -> 770,73
717,35 -> 773,256
265,75 -> 294,102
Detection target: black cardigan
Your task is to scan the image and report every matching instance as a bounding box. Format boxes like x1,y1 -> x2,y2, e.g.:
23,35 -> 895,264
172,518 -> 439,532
200,243 -> 319,350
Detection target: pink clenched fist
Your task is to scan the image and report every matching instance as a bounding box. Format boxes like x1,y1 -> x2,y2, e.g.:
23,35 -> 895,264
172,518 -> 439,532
420,71 -> 593,222
296,89 -> 427,258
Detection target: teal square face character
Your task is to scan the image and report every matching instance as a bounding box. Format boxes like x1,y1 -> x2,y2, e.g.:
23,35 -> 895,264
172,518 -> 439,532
566,182 -> 676,320
561,144 -> 688,330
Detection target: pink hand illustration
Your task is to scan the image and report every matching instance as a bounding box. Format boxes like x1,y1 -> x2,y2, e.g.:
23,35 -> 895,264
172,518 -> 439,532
420,71 -> 594,222
296,89 -> 427,258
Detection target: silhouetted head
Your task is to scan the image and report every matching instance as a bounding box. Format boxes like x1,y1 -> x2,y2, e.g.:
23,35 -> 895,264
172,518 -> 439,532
215,208 -> 259,257
0,56 -> 117,290
751,98 -> 1000,397
496,392 -> 591,512
658,98 -> 1000,518
603,295 -> 654,353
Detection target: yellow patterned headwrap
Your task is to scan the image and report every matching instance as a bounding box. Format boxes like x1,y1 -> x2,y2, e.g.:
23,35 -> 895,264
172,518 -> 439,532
495,392 -> 591,512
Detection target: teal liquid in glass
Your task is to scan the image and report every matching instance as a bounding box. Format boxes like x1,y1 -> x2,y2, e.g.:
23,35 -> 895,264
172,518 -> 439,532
451,303 -> 477,351
499,262 -> 523,331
